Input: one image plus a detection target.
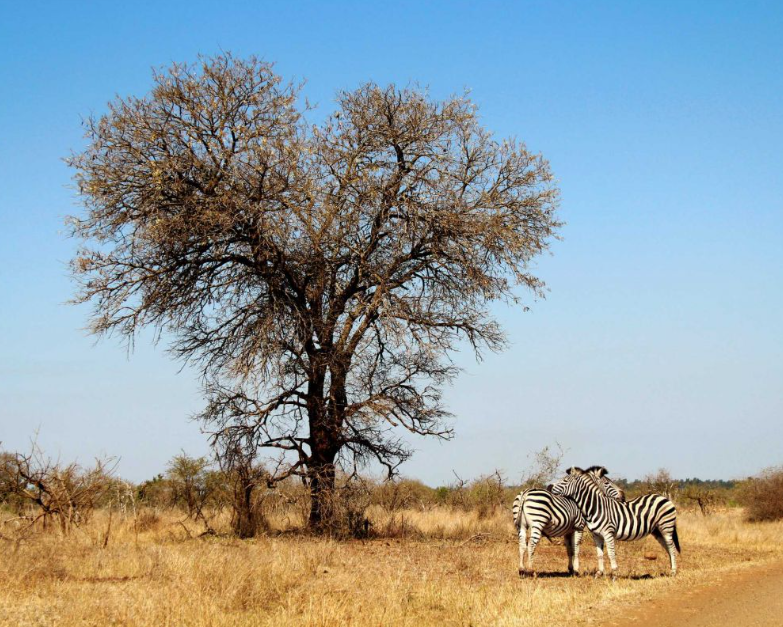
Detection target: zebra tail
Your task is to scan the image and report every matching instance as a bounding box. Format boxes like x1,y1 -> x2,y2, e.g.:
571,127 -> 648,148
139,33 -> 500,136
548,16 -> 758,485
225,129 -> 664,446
512,492 -> 526,530
672,524 -> 681,553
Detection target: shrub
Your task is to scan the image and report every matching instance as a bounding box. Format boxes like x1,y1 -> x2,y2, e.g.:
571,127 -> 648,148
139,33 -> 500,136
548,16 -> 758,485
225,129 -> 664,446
316,478 -> 372,539
640,468 -> 679,501
137,474 -> 172,507
467,472 -> 506,519
221,450 -> 269,539
681,485 -> 726,516
371,478 -> 434,512
739,467 -> 783,522
0,441 -> 115,535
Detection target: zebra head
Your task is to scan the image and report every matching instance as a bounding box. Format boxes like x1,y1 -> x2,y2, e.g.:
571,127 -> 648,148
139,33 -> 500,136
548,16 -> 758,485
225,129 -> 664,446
586,465 -> 626,502
549,466 -> 602,499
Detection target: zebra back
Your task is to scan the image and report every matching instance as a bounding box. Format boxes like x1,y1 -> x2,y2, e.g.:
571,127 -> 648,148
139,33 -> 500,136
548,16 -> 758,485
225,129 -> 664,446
552,468 -> 678,542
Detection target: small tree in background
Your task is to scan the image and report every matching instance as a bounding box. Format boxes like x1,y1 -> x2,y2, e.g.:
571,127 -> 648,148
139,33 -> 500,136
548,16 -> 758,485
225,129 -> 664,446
520,444 -> 565,489
137,473 -> 170,507
166,453 -> 219,527
681,484 -> 725,516
68,54 -> 561,531
216,438 -> 270,538
641,468 -> 678,500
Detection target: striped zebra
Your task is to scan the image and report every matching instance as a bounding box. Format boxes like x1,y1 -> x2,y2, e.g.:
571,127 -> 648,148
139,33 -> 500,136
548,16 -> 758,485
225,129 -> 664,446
512,466 -> 625,576
549,466 -> 681,577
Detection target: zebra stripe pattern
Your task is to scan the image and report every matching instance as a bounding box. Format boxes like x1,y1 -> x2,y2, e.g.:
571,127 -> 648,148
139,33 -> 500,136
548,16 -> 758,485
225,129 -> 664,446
549,466 -> 681,577
584,465 -> 626,501
512,467 -> 624,576
512,489 -> 585,576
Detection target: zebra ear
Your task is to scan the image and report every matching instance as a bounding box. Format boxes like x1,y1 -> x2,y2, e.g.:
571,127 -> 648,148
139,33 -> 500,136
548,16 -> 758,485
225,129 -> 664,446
566,467 -> 582,475
597,466 -> 608,477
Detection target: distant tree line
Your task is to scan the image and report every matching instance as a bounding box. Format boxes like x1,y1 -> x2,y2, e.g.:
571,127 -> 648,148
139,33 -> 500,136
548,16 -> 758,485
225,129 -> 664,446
3,441 -> 782,540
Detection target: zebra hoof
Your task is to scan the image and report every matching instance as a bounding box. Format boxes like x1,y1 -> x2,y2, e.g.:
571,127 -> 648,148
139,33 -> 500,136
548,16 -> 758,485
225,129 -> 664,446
518,569 -> 527,578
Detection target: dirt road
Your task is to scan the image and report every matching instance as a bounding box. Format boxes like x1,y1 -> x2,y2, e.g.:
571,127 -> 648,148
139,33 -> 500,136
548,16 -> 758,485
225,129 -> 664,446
607,560 -> 783,626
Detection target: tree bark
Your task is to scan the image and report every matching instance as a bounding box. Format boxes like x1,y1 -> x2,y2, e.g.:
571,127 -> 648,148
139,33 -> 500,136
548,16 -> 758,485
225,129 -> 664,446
305,357 -> 349,532
307,455 -> 337,531
235,480 -> 257,538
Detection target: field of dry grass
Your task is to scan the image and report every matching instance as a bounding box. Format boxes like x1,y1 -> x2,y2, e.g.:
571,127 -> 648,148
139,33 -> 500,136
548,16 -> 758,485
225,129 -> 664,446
1,506 -> 782,627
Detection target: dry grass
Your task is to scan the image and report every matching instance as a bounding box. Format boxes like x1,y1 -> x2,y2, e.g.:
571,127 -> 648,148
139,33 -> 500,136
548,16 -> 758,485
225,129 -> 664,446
0,507 -> 781,626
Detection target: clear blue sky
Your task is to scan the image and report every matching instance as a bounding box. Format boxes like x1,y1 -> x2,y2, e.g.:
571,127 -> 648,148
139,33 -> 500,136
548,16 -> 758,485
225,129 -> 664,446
1,1 -> 781,484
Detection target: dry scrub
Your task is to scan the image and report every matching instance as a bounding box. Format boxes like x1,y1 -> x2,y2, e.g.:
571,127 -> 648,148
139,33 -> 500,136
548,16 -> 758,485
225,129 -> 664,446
739,466 -> 783,522
1,506 -> 782,626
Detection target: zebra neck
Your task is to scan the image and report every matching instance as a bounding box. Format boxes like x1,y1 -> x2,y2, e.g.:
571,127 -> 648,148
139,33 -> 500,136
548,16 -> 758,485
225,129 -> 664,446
575,479 -> 612,510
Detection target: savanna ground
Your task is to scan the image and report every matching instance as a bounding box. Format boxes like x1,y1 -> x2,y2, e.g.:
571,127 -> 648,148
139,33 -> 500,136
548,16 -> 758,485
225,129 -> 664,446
2,506 -> 782,627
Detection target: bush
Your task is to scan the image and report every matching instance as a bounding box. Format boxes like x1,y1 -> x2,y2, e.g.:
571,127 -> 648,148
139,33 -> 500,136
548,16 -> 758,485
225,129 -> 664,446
137,474 -> 171,507
0,441 -> 115,535
221,451 -> 270,539
640,468 -> 678,501
681,485 -> 726,516
316,478 -> 372,539
441,471 -> 506,518
739,467 -> 783,522
371,478 -> 434,512
466,472 -> 506,519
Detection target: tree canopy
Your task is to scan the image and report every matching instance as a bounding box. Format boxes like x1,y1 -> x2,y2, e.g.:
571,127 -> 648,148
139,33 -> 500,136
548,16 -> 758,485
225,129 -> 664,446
69,54 -> 561,528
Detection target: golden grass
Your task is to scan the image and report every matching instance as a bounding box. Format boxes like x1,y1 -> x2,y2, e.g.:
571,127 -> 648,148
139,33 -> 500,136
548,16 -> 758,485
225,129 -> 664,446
0,507 -> 781,626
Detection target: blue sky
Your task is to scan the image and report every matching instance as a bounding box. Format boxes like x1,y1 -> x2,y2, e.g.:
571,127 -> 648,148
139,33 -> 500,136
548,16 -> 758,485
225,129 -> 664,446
1,1 -> 781,484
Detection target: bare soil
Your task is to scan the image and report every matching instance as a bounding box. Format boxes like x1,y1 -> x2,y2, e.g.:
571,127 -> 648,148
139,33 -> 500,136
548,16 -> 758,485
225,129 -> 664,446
605,559 -> 783,626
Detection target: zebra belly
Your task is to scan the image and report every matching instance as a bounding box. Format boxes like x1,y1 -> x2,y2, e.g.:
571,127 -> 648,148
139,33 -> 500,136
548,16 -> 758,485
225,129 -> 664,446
616,527 -> 651,541
523,506 -> 580,537
541,520 -> 578,537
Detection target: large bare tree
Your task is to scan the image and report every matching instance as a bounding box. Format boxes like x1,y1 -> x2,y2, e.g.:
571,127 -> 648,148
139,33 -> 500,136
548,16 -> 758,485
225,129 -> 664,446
69,55 -> 561,529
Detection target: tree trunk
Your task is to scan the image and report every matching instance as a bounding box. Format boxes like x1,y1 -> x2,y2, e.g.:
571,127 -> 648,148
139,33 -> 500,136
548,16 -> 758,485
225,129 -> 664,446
234,480 -> 258,538
305,362 -> 345,533
307,457 -> 337,531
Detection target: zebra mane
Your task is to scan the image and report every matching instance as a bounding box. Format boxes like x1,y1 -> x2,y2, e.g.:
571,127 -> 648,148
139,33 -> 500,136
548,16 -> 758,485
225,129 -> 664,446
585,465 -> 609,477
572,467 -> 607,492
565,467 -> 613,493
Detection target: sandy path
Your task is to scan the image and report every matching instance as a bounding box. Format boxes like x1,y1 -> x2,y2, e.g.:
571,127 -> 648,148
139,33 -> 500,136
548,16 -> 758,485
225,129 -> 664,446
607,560 -> 783,626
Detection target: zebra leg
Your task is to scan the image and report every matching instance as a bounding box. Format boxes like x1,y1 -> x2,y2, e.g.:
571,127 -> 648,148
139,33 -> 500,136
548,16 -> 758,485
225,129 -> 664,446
592,532 -> 606,577
518,518 -> 529,575
569,529 -> 583,575
653,528 -> 678,576
527,527 -> 543,577
565,532 -> 575,574
604,532 -> 619,579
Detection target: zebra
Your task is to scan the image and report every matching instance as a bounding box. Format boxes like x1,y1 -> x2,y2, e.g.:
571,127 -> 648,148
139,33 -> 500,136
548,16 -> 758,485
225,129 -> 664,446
512,466 -> 625,576
549,466 -> 680,577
